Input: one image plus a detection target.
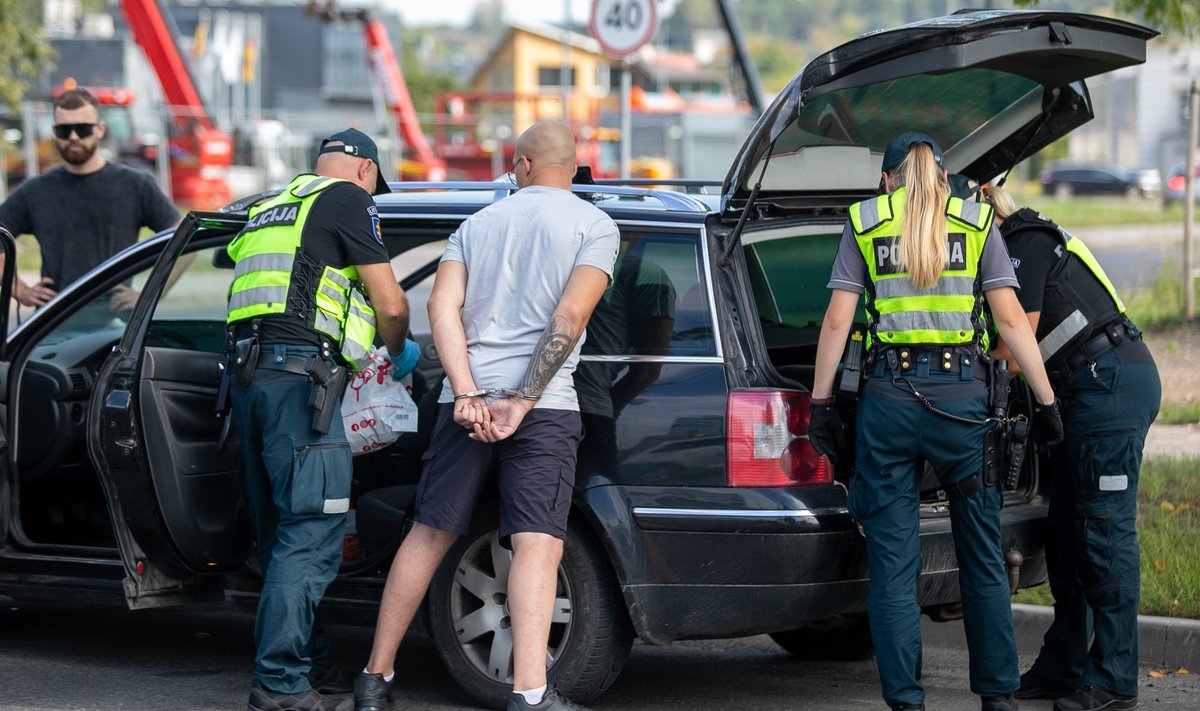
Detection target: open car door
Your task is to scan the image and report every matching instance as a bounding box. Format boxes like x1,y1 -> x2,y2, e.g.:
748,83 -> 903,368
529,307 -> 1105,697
88,212 -> 250,609
0,227 -> 15,551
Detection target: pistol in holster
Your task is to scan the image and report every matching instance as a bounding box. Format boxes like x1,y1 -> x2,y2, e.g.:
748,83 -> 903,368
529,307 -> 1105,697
233,337 -> 260,387
305,355 -> 348,435
981,359 -> 1013,488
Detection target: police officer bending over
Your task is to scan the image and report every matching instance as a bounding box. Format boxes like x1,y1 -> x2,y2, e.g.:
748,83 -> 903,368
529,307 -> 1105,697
986,184 -> 1160,711
226,128 -> 420,711
809,133 -> 1064,711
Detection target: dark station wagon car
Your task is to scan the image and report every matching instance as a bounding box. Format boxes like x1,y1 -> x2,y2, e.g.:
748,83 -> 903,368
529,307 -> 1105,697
0,10 -> 1155,706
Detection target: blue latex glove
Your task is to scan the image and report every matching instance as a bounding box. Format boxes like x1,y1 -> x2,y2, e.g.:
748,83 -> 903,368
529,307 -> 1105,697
389,339 -> 421,380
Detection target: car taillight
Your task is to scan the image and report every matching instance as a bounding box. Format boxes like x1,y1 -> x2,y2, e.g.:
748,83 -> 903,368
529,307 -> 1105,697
1168,175 -> 1186,192
726,389 -> 834,487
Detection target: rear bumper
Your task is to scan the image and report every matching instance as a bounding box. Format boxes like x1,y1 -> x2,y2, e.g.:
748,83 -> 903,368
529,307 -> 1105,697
583,485 -> 1047,644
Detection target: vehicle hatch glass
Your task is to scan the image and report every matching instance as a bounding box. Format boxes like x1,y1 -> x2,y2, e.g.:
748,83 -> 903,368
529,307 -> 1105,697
759,69 -> 1041,192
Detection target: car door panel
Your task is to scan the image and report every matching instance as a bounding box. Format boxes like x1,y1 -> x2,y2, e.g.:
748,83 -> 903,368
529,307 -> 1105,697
137,347 -> 247,567
89,214 -> 247,609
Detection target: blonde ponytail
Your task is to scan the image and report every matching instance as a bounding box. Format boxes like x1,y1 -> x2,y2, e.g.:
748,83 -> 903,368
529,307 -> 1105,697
893,143 -> 949,289
984,183 -> 1018,220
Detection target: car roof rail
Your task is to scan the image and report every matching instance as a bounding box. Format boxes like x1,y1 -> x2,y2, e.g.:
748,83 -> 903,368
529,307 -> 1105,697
593,178 -> 723,195
380,180 -> 713,213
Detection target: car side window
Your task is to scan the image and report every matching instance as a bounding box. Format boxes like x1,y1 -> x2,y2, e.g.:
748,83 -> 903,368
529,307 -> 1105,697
144,246 -> 236,352
586,230 -> 715,358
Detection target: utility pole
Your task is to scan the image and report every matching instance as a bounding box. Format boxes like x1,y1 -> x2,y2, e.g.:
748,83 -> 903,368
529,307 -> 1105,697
1185,78 -> 1197,320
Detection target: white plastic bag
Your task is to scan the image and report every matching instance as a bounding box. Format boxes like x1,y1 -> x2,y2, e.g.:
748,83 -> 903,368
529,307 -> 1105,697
341,347 -> 419,456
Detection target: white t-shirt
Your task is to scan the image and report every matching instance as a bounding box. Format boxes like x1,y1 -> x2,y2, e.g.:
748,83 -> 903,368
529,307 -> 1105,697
437,186 -> 620,411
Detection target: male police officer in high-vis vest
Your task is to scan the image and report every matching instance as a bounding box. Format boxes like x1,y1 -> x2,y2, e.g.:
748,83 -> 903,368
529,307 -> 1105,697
226,128 -> 419,711
985,184 -> 1160,711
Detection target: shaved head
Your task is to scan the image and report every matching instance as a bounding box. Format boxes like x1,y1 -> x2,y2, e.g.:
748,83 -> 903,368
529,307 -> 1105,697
516,120 -> 576,166
512,120 -> 577,190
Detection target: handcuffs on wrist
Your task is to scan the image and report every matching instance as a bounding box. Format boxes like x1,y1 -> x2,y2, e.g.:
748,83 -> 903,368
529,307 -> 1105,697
453,387 -> 540,402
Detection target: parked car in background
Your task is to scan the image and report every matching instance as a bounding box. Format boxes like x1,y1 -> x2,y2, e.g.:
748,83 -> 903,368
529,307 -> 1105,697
1039,161 -> 1146,199
1163,162 -> 1200,205
0,10 -> 1155,707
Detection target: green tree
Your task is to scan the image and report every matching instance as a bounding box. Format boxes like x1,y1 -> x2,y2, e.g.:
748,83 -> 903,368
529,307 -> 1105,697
398,28 -> 461,124
0,0 -> 56,112
1014,0 -> 1196,35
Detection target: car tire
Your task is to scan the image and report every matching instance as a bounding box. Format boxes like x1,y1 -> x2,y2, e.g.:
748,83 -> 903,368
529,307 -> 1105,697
427,515 -> 634,706
1054,183 -> 1073,200
769,614 -> 874,661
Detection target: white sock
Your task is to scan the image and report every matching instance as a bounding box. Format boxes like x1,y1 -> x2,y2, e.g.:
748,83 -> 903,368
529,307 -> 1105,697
516,684 -> 547,705
362,667 -> 394,683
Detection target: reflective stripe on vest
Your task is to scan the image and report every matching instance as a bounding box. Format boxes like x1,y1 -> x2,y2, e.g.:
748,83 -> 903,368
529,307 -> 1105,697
226,174 -> 378,371
849,187 -> 993,350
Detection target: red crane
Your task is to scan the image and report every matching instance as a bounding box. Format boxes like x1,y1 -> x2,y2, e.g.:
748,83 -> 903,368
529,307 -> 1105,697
119,0 -> 233,210
308,2 -> 446,182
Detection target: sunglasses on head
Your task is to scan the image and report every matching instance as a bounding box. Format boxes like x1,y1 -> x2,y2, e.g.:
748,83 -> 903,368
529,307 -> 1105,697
52,123 -> 97,140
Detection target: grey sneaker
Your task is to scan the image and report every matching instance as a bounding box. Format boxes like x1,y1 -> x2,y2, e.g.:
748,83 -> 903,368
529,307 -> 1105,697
353,671 -> 392,711
505,685 -> 589,711
1053,686 -> 1138,711
247,681 -> 353,711
982,694 -> 1018,711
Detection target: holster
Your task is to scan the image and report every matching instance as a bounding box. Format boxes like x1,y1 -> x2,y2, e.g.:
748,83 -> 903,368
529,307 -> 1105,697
982,422 -> 1006,488
1003,419 -> 1030,490
305,355 -> 348,435
233,337 -> 260,387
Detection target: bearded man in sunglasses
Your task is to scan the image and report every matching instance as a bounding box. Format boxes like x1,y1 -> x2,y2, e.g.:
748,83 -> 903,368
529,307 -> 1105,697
0,88 -> 179,310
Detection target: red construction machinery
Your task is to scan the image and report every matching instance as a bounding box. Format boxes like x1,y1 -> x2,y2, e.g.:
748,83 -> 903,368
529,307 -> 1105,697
307,1 -> 447,182
433,92 -> 620,181
119,0 -> 233,210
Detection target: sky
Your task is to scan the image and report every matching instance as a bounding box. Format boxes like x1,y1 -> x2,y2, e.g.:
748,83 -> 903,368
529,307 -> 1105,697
382,0 -> 667,28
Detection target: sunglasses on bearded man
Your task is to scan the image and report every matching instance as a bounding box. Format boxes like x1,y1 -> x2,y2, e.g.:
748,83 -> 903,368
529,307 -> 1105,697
52,123 -> 98,140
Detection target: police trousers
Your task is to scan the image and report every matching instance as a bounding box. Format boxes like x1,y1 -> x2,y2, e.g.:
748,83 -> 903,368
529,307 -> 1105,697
849,373 -> 1018,706
1028,343 -> 1160,698
231,346 -> 353,694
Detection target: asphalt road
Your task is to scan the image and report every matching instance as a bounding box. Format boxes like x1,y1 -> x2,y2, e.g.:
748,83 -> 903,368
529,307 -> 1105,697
2,598 -> 1197,711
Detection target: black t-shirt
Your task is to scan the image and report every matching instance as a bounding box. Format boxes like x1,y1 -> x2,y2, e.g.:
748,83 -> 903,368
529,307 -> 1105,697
0,162 -> 180,289
1000,220 -> 1061,313
251,179 -> 390,347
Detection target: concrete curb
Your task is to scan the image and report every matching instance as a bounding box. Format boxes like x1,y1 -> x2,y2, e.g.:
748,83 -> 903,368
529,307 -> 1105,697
921,603 -> 1200,670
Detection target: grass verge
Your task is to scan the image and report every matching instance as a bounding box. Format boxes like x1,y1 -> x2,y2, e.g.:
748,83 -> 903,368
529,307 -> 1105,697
1005,182 -> 1183,227
1158,401 -> 1200,425
1014,457 -> 1200,618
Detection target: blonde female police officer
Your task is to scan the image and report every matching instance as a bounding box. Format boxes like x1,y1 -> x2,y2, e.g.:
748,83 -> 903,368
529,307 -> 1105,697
809,133 -> 1064,711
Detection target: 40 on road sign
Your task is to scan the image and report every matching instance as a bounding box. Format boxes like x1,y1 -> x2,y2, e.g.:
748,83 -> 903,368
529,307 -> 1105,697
589,0 -> 658,57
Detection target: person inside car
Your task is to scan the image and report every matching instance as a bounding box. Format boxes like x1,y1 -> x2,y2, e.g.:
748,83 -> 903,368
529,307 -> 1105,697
807,133 -> 1063,711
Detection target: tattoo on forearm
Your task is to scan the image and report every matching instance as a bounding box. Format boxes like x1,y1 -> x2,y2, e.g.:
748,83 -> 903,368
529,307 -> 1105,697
518,315 -> 577,399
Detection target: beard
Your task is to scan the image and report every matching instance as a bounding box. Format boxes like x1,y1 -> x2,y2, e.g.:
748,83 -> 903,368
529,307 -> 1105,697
59,140 -> 98,165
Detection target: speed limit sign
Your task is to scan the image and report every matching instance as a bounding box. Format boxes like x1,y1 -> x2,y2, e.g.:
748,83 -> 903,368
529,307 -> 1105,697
588,0 -> 658,58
